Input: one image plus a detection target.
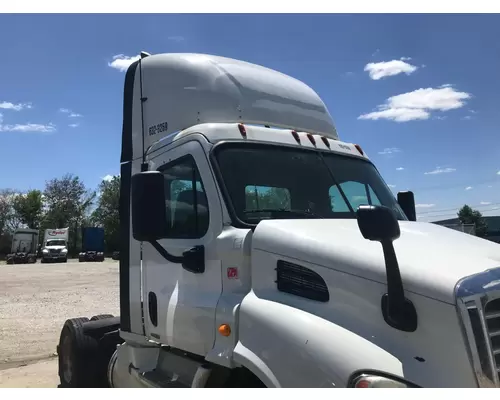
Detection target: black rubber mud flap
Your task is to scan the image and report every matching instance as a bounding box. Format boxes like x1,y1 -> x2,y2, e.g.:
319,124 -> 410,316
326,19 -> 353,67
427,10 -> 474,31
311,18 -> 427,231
57,317 -> 99,388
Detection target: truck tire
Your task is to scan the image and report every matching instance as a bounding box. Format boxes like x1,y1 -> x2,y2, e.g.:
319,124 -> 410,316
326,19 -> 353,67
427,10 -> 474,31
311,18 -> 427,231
57,317 -> 99,388
90,314 -> 115,321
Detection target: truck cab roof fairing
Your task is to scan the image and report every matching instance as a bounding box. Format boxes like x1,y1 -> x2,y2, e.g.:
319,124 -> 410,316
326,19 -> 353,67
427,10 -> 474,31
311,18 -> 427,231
122,53 -> 338,163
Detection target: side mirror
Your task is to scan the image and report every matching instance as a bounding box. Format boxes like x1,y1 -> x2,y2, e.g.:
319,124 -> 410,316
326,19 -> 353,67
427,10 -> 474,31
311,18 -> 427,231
131,171 -> 169,241
356,205 -> 400,242
397,191 -> 416,222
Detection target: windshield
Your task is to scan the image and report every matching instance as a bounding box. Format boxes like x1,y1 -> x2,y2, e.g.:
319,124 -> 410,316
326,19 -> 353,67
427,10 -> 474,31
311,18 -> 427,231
213,143 -> 406,225
46,239 -> 66,247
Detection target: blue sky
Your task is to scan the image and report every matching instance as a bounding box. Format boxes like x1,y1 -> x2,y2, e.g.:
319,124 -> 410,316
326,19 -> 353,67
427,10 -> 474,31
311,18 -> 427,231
0,14 -> 499,222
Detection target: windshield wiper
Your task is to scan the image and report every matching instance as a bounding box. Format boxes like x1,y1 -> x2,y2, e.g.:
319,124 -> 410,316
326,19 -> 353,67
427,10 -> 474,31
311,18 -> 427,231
243,208 -> 323,218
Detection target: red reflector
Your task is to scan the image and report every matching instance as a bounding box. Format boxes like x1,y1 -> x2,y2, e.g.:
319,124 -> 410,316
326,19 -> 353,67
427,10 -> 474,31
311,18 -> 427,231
291,130 -> 300,143
354,144 -> 364,155
321,136 -> 330,148
306,133 -> 316,146
238,123 -> 247,137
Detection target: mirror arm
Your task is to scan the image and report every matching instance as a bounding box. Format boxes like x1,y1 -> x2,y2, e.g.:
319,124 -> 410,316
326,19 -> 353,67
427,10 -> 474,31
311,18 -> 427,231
149,240 -> 183,264
380,240 -> 417,332
148,241 -> 205,274
381,240 -> 406,306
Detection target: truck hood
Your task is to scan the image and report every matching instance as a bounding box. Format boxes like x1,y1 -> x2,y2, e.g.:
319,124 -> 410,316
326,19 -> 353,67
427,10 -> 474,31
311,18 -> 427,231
252,219 -> 500,304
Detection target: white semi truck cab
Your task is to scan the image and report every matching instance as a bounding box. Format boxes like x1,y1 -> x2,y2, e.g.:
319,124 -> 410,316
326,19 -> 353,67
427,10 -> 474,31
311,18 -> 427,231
41,228 -> 69,263
57,52 -> 500,388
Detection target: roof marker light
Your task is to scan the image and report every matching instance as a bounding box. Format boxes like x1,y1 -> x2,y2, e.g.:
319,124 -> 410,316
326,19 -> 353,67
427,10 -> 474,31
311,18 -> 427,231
306,133 -> 316,146
354,144 -> 364,155
238,123 -> 247,138
321,136 -> 331,148
291,130 -> 301,144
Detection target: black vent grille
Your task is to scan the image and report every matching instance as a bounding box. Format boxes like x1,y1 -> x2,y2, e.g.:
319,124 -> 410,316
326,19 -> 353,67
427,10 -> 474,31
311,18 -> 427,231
276,260 -> 329,302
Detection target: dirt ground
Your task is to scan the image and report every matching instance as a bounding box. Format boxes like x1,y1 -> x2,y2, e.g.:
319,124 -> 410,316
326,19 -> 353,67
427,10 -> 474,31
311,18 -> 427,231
0,260 -> 119,387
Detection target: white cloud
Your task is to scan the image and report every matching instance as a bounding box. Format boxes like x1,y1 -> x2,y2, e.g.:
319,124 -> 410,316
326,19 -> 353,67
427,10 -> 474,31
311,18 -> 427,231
59,108 -> 70,113
359,107 -> 429,122
469,109 -> 477,114
102,175 -> 114,182
69,123 -> 79,128
0,101 -> 32,111
396,167 -> 405,171
488,185 -> 493,188
168,36 -> 185,42
415,203 -> 435,208
465,186 -> 473,191
364,58 -> 418,80
387,184 -> 396,188
108,54 -> 140,72
0,122 -> 56,133
378,147 -> 401,155
497,171 -> 500,175
461,115 -> 472,120
358,85 -> 471,122
69,112 -> 82,118
424,167 -> 456,175
480,201 -> 491,205
434,115 -> 447,120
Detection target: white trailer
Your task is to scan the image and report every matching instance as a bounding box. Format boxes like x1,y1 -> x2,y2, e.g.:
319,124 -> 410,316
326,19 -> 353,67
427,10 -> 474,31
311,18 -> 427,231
41,227 -> 69,263
57,52 -> 500,388
6,228 -> 38,264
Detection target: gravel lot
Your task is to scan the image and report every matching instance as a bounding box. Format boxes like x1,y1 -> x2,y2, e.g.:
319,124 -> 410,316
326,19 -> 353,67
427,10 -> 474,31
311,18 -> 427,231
0,259 -> 119,387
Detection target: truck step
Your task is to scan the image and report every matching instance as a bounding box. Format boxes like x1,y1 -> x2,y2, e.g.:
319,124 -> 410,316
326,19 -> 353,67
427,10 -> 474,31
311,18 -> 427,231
130,366 -> 189,388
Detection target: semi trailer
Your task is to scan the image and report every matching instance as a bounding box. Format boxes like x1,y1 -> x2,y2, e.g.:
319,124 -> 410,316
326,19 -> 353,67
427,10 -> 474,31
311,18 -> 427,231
79,227 -> 105,262
41,228 -> 69,263
6,228 -> 38,264
57,52 -> 500,388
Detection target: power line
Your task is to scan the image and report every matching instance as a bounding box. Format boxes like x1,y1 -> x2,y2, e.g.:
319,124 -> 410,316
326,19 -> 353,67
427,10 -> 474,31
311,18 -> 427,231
395,177 -> 499,194
417,202 -> 500,216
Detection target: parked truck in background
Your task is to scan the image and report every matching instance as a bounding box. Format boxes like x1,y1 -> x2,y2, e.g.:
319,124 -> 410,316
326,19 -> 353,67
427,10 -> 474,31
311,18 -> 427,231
41,228 -> 69,263
57,52 -> 500,388
79,227 -> 105,262
6,228 -> 38,264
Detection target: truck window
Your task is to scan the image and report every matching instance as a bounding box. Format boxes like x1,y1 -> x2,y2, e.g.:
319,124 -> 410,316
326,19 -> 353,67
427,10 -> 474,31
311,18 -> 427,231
213,142 -> 406,225
160,156 -> 209,239
329,182 -> 381,212
245,185 -> 291,211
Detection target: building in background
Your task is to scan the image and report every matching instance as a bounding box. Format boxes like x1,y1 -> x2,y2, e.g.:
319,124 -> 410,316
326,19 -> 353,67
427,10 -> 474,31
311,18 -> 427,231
433,216 -> 500,243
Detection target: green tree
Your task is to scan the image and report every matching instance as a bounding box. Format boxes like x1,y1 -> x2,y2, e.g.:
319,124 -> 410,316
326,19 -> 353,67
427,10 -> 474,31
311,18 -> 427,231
43,174 -> 95,228
91,176 -> 120,252
13,190 -> 44,229
0,189 -> 21,236
458,204 -> 488,238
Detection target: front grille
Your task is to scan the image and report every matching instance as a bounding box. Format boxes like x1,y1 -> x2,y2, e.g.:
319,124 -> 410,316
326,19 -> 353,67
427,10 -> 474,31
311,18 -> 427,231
456,268 -> 500,388
50,249 -> 60,254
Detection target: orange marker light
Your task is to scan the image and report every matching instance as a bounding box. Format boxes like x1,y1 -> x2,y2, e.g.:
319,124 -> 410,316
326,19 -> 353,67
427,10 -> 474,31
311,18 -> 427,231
218,324 -> 231,337
238,123 -> 247,138
354,144 -> 364,155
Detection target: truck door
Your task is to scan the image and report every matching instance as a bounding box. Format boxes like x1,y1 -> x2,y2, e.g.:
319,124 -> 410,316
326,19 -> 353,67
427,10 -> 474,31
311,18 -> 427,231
141,139 -> 223,356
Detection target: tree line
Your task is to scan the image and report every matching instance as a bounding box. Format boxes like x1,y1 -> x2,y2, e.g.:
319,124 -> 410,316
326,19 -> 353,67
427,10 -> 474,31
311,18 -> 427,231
0,174 -> 120,257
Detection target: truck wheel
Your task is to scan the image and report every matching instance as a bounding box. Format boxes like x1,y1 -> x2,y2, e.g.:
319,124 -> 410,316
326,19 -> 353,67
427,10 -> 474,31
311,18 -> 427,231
57,317 -> 98,388
90,314 -> 115,321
